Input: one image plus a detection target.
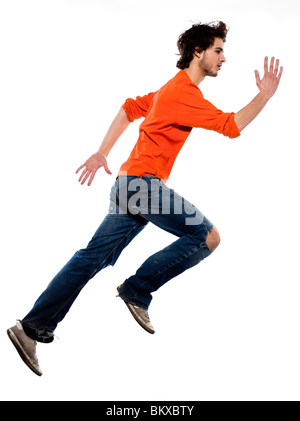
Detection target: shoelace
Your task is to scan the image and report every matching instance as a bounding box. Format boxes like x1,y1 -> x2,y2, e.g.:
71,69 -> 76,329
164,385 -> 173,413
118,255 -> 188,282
133,306 -> 151,323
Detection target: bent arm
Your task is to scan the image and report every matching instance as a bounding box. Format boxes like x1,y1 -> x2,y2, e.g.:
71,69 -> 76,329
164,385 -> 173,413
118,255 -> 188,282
76,107 -> 130,186
234,56 -> 283,132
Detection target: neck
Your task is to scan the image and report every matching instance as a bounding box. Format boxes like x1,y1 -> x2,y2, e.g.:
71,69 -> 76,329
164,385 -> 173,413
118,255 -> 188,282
184,65 -> 205,85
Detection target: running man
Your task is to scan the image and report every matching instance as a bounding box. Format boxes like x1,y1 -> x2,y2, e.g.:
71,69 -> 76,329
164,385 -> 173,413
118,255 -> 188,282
7,21 -> 283,376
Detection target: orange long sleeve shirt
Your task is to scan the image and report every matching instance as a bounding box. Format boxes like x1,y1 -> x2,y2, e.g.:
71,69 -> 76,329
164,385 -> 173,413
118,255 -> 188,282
118,70 -> 240,182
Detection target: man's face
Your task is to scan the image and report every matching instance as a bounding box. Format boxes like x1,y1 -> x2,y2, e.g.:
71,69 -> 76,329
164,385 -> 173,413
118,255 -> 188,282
198,38 -> 226,77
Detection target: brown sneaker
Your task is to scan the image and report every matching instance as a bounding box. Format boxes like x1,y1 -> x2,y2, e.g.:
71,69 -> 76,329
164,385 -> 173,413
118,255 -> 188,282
7,321 -> 43,376
117,285 -> 155,334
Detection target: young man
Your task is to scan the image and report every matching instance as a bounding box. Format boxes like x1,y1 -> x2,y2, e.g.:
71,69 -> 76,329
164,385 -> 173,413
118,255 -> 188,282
7,21 -> 283,376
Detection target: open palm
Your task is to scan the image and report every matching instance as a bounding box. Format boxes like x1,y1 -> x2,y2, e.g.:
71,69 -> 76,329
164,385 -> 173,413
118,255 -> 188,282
255,56 -> 283,99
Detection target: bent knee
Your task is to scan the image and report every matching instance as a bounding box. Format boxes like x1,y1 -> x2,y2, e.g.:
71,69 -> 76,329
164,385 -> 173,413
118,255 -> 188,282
206,226 -> 221,252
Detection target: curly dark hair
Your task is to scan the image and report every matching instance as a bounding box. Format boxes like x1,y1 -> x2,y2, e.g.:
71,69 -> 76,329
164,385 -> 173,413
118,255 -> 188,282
176,21 -> 229,69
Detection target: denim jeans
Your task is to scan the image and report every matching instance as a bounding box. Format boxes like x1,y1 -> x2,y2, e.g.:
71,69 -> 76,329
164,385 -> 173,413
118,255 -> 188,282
22,176 -> 213,342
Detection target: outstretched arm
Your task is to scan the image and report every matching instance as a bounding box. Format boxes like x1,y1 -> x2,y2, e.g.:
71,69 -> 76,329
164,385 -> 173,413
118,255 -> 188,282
234,56 -> 283,132
76,107 -> 130,186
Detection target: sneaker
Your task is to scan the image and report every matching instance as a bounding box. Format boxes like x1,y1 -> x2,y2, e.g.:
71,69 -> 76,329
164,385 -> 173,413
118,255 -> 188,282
7,321 -> 42,376
117,285 -> 155,334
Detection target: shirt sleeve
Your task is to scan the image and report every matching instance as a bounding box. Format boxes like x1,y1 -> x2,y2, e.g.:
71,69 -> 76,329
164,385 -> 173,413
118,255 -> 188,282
177,83 -> 240,139
122,92 -> 157,122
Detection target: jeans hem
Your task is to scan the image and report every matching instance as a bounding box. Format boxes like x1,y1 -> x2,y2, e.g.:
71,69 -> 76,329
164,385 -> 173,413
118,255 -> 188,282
21,320 -> 54,344
118,284 -> 149,310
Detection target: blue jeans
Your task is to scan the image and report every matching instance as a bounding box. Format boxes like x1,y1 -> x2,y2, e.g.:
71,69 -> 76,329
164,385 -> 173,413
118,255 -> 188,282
22,176 -> 213,342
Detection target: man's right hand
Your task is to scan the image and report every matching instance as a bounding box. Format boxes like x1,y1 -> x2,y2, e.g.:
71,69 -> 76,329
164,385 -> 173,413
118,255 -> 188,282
76,152 -> 112,186
234,56 -> 283,132
254,56 -> 283,100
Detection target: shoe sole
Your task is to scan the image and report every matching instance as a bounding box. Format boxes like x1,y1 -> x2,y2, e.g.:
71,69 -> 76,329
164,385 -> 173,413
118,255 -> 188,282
7,328 -> 42,376
117,286 -> 155,334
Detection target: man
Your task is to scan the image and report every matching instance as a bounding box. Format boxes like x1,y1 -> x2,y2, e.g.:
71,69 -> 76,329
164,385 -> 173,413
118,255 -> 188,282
7,21 -> 283,376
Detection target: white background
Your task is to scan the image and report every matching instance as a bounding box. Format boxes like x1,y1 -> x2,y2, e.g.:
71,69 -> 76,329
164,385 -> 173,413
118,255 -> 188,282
1,0 -> 299,401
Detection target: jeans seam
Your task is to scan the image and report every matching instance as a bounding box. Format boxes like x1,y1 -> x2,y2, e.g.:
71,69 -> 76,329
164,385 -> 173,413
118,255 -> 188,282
137,241 -> 210,294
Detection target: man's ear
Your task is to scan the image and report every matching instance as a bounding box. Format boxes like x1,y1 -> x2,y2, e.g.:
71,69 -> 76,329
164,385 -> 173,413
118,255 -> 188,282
194,47 -> 203,59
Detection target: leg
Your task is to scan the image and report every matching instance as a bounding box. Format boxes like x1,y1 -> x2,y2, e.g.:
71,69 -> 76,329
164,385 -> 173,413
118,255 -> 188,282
22,210 -> 148,341
119,177 -> 220,309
